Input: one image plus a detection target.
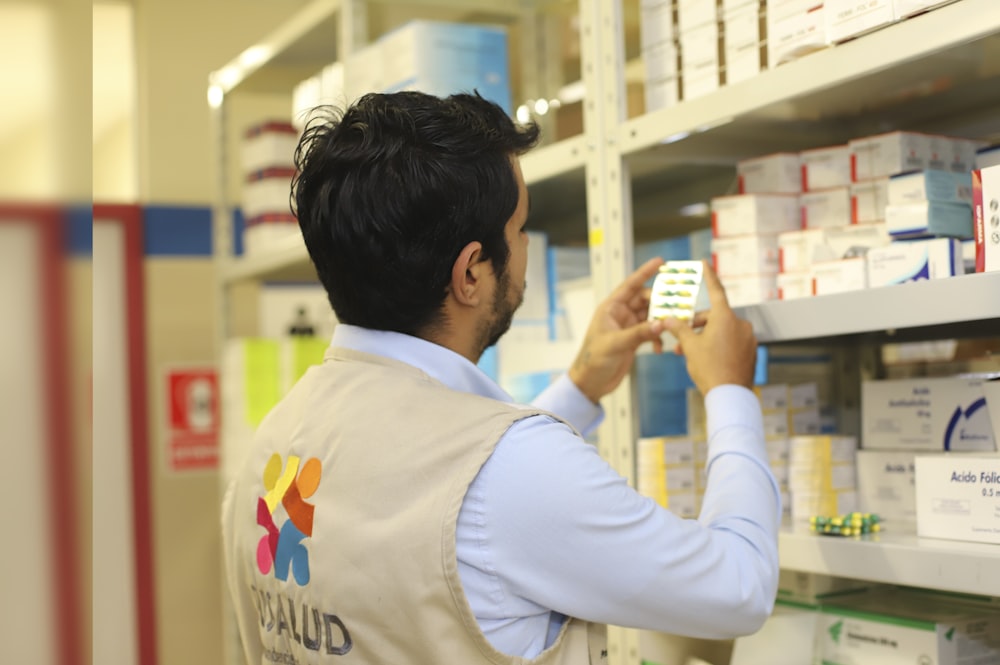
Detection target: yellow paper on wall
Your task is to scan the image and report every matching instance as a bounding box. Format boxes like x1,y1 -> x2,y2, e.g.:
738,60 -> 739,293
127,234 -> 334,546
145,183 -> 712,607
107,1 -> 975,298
244,339 -> 281,427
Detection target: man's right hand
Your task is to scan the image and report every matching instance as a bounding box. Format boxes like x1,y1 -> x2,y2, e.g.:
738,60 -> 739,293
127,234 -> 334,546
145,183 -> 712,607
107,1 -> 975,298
661,262 -> 757,395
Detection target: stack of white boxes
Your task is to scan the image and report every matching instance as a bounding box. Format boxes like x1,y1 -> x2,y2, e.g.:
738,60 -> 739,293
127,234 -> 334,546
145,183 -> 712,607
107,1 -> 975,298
641,0 -> 680,111
722,0 -> 766,85
636,436 -> 699,518
789,435 -> 859,521
756,384 -> 792,518
677,0 -> 722,100
241,121 -> 301,255
711,153 -> 801,306
767,0 -> 828,68
292,62 -> 345,129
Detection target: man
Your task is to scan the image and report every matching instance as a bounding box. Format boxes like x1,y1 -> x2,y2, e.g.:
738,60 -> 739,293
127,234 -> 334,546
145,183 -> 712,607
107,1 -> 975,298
222,91 -> 780,665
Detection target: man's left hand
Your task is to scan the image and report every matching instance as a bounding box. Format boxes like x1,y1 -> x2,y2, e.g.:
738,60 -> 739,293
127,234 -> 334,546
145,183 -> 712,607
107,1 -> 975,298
568,257 -> 666,404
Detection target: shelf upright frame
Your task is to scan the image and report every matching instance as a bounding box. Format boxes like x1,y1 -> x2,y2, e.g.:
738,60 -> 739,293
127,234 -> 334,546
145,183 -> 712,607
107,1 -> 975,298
578,0 -> 643,663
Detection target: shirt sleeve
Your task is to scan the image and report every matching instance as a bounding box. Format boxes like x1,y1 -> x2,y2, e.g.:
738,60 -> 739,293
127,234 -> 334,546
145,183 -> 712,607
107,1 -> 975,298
530,373 -> 604,437
479,383 -> 780,639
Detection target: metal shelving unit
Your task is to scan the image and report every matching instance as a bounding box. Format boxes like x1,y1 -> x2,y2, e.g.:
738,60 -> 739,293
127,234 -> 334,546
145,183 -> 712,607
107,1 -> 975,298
211,2 -> 1000,664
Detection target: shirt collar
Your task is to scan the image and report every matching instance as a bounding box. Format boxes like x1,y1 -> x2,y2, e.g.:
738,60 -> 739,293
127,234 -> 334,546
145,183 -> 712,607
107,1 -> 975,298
330,324 -> 513,403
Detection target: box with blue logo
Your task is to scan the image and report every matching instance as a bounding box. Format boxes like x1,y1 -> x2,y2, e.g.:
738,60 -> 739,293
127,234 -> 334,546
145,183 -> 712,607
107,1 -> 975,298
866,237 -> 963,287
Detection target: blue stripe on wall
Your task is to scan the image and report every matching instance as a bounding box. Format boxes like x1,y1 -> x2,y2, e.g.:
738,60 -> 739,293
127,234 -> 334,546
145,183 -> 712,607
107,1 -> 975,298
66,206 -> 93,256
143,206 -> 213,256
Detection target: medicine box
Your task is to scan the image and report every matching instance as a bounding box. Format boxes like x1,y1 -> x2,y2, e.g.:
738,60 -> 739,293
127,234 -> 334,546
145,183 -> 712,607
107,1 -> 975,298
677,0 -> 720,32
731,602 -> 821,665
885,201 -> 973,239
801,187 -> 852,229
792,489 -> 857,519
645,76 -> 681,112
789,463 -> 857,492
724,42 -> 766,85
791,407 -> 822,435
790,435 -> 858,465
825,0 -> 896,44
242,122 -> 299,173
816,588 -> 1000,665
810,257 -> 867,295
800,145 -> 851,191
767,2 -> 828,67
711,194 -> 800,237
866,238 -> 963,287
856,450 -> 916,523
723,2 -> 763,50
888,170 -> 973,206
861,377 -> 997,451
737,153 -> 801,194
850,131 -> 928,181
664,492 -> 698,518
641,0 -> 678,50
680,22 -> 722,101
973,165 -> 1000,273
242,169 -> 298,222
791,383 -> 819,410
711,235 -> 779,276
777,571 -> 869,603
755,384 -> 789,411
644,41 -> 681,82
719,273 -> 780,307
681,65 -> 721,101
894,0 -> 957,18
916,454 -> 1000,545
764,410 -> 791,440
378,21 -> 512,113
779,228 -> 827,272
851,178 -> 890,223
767,438 -> 791,465
927,135 -> 983,174
777,271 -> 811,300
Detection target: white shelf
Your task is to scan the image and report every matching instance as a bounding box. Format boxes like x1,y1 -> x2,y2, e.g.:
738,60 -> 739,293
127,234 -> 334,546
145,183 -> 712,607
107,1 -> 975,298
621,0 -> 1000,156
218,238 -> 313,284
780,523 -> 1000,597
521,135 -> 586,184
736,272 -> 1000,344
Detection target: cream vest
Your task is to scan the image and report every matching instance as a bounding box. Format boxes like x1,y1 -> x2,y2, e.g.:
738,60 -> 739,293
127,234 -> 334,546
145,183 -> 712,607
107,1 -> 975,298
227,347 -> 608,665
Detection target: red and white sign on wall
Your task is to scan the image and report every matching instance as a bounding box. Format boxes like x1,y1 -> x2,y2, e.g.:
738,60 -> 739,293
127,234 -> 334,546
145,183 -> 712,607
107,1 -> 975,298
166,368 -> 219,472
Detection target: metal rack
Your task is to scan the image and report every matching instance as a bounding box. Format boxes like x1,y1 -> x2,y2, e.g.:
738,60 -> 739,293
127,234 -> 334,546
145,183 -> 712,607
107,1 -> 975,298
210,2 -> 1000,663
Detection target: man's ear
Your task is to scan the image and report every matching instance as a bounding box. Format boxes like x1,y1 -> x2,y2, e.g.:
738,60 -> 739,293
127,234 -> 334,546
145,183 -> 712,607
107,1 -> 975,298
450,241 -> 488,307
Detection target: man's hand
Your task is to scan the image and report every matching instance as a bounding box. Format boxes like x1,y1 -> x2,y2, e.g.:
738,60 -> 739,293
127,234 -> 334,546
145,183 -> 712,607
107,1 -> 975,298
662,262 -> 757,395
568,257 -> 667,404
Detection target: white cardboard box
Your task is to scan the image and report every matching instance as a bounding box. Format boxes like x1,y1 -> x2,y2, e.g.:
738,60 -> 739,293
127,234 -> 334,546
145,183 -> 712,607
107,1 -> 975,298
862,378 -> 998,451
738,153 -> 801,194
711,235 -> 779,276
977,145 -> 1000,170
789,463 -> 857,491
856,450 -> 916,523
866,238 -> 963,286
645,76 -> 681,112
791,407 -> 822,435
641,1 -> 678,49
801,187 -> 852,229
711,194 -> 800,237
790,435 -> 856,465
850,131 -> 928,181
767,3 -> 828,67
791,383 -> 820,410
723,2 -> 763,49
916,454 -> 1000,545
888,170 -> 973,206
764,411 -> 791,440
724,43 -> 766,84
792,489 -> 858,519
779,225 -> 890,272
973,165 -> 1000,273
680,20 -> 721,67
681,67 -> 721,100
779,228 -> 828,272
801,145 -> 851,191
755,384 -> 789,411
777,271 -> 811,300
894,0 -> 956,18
767,438 -> 791,465
730,603 -> 820,665
644,41 -> 681,81
817,589 -> 1000,665
927,135 -> 982,174
810,257 -> 867,295
719,273 -> 780,307
677,0 -> 720,32
241,122 -> 299,173
825,0 -> 896,44
851,178 -> 890,223
885,201 -> 974,239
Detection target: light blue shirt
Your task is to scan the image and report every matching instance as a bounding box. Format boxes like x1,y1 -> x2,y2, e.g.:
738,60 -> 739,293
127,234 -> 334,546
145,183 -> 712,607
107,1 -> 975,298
332,324 -> 781,658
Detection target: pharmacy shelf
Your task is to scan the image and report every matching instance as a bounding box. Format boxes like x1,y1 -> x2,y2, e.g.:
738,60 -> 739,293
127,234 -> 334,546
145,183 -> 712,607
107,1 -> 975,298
218,238 -> 314,284
735,272 -> 1000,345
521,135 -> 585,184
621,0 -> 1000,159
779,523 -> 1000,597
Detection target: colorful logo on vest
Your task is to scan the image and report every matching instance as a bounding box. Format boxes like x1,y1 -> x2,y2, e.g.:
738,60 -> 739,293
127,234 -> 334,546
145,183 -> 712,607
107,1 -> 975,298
257,453 -> 322,585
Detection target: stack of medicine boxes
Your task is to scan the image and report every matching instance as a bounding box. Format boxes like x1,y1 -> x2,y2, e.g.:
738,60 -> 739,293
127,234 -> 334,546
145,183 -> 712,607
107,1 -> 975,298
711,153 -> 800,306
641,0 -> 680,112
767,0 -> 828,69
777,139 -> 893,299
240,122 -> 301,256
677,0 -> 723,101
636,436 -> 698,518
789,434 -> 859,521
722,0 -> 766,86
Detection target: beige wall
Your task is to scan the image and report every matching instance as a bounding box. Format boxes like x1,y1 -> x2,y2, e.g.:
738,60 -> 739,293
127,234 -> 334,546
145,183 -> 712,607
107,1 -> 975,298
93,117 -> 138,202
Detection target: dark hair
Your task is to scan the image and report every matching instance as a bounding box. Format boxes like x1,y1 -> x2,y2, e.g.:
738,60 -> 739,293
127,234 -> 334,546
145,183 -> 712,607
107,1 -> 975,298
292,91 -> 539,336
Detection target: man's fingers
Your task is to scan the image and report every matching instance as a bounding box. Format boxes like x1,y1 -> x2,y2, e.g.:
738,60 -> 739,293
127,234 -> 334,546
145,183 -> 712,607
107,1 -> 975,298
700,260 -> 731,311
690,310 -> 710,329
611,257 -> 664,303
661,316 -> 695,348
607,319 -> 665,353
